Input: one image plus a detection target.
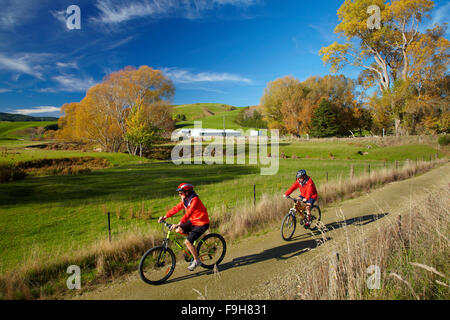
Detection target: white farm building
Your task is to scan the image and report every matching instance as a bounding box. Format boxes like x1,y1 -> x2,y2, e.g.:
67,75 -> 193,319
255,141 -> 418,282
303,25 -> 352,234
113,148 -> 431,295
178,129 -> 242,137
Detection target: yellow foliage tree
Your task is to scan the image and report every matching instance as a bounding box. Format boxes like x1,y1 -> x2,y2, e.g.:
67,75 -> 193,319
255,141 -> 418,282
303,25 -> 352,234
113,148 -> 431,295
57,66 -> 175,152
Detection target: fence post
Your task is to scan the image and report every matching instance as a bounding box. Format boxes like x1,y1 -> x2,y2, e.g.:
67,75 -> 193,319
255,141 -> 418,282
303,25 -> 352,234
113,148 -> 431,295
107,211 -> 111,243
253,184 -> 256,207
326,172 -> 329,182
328,251 -> 340,299
368,164 -> 371,175
395,161 -> 398,170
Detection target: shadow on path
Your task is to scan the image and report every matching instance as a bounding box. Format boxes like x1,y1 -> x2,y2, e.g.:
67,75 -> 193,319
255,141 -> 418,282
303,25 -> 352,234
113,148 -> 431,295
290,212 -> 389,242
161,212 -> 389,285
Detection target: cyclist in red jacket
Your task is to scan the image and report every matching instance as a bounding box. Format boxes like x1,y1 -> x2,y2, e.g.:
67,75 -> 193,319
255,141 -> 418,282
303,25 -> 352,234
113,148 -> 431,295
158,183 -> 210,271
283,170 -> 318,228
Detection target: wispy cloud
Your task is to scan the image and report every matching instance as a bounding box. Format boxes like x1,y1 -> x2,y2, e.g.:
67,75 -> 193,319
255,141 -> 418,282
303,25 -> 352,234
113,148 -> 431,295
0,0 -> 38,30
0,53 -> 50,79
91,0 -> 177,24
104,36 -> 136,50
56,62 -> 79,69
12,106 -> 60,115
308,24 -> 338,43
40,74 -> 97,93
0,88 -> 12,93
91,0 -> 258,24
163,68 -> 252,84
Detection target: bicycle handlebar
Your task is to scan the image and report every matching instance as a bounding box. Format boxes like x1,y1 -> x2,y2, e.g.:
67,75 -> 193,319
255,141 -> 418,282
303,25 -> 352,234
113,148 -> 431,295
285,195 -> 298,202
159,220 -> 173,229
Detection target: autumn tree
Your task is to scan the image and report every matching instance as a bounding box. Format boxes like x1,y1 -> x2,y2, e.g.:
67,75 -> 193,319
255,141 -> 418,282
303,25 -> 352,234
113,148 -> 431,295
319,0 -> 449,135
260,74 -> 365,136
261,76 -> 314,135
57,66 -> 175,152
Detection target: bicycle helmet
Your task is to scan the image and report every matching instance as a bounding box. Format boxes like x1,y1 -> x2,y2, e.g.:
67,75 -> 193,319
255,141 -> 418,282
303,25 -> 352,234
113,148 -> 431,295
296,169 -> 307,179
176,183 -> 194,192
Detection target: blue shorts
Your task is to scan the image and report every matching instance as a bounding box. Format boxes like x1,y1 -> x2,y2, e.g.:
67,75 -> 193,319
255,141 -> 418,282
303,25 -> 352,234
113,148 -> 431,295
299,196 -> 316,206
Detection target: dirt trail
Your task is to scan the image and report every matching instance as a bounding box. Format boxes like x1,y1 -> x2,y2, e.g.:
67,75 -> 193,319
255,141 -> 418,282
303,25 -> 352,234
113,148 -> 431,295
76,163 -> 449,300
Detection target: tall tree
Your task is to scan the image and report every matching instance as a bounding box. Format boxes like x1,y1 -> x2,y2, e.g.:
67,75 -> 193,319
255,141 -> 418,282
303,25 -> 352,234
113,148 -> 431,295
57,66 -> 175,152
310,99 -> 340,137
319,0 -> 444,135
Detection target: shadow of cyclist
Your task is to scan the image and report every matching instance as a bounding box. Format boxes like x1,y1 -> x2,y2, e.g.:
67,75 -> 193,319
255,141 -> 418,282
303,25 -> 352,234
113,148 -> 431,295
164,212 -> 388,285
290,212 -> 388,242
165,236 -> 331,284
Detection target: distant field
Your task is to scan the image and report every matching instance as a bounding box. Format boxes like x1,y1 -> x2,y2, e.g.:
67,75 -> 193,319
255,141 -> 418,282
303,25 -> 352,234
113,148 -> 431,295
0,147 -> 153,166
173,103 -> 237,121
0,135 -> 444,272
0,121 -> 57,140
176,109 -> 243,129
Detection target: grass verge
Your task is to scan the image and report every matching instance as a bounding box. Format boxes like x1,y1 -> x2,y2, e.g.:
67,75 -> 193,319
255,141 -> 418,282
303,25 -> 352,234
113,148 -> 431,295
0,159 -> 446,300
244,182 -> 449,300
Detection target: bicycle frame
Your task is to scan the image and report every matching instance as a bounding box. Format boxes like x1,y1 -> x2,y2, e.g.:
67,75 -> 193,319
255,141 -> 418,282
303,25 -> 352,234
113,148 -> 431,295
160,222 -> 207,261
162,228 -> 195,259
286,196 -> 308,220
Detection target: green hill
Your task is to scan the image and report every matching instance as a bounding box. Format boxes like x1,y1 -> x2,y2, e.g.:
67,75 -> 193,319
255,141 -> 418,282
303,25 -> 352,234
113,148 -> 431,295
173,103 -> 237,121
0,121 -> 57,140
0,112 -> 58,122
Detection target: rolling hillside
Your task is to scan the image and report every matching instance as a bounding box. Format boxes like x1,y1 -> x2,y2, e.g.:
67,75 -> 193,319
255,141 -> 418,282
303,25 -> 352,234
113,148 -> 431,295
0,121 -> 57,140
173,103 -> 237,121
0,112 -> 58,122
173,103 -> 248,129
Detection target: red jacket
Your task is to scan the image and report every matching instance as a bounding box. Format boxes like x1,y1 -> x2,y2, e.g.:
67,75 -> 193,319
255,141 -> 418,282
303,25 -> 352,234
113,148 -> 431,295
284,177 -> 318,200
165,194 -> 210,226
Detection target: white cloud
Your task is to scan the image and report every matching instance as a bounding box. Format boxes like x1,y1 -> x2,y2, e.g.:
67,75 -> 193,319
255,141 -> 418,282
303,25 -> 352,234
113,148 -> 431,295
163,68 -> 252,84
91,0 -> 258,24
0,0 -> 38,30
56,62 -> 79,69
12,106 -> 60,115
104,36 -> 136,50
0,88 -> 12,93
40,74 -> 97,93
92,0 -> 177,24
0,53 -> 47,79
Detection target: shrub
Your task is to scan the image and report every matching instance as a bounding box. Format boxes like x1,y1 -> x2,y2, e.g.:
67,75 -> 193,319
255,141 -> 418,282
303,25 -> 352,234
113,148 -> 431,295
437,135 -> 449,146
0,164 -> 27,183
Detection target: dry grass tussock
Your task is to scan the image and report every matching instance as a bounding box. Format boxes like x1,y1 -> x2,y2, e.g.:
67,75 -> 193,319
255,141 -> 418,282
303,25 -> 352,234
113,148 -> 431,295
245,185 -> 449,300
0,227 -> 161,300
217,159 -> 446,240
282,134 -> 440,148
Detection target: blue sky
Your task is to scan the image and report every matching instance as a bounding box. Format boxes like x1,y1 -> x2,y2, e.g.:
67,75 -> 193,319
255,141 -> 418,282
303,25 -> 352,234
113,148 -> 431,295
0,0 -> 449,117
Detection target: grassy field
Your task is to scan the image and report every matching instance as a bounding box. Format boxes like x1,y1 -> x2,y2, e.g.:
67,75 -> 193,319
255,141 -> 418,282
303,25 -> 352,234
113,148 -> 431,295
0,121 -> 57,140
0,136 -> 444,273
173,103 -> 237,121
176,109 -> 243,130
0,118 -> 446,275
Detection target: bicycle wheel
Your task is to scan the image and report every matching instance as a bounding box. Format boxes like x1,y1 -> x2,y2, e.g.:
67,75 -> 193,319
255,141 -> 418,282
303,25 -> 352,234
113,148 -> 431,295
197,233 -> 227,270
139,246 -> 176,285
309,206 -> 322,229
281,212 -> 296,241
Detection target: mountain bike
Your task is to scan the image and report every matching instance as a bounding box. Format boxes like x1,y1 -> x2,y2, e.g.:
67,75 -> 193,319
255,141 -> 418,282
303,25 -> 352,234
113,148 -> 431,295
280,195 -> 322,241
139,221 -> 227,285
